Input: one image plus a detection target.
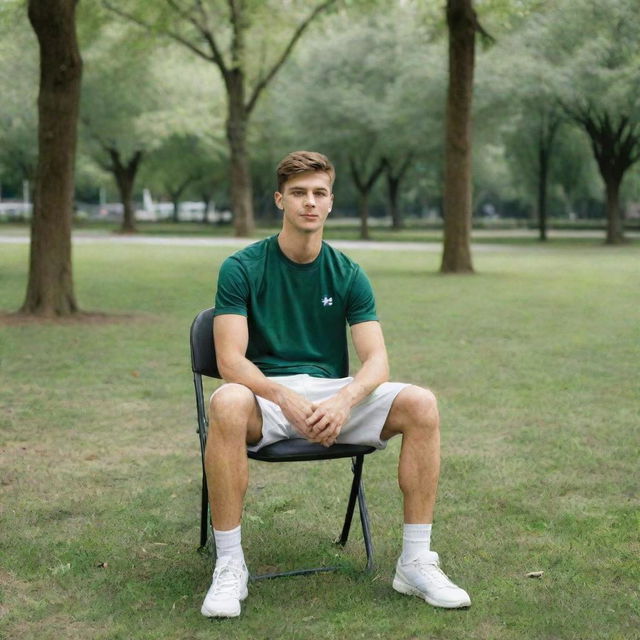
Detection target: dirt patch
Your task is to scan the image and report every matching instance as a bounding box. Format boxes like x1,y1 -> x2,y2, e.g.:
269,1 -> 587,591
0,311 -> 144,326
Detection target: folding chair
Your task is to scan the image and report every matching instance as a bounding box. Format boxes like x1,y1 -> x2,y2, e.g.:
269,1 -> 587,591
190,307 -> 375,579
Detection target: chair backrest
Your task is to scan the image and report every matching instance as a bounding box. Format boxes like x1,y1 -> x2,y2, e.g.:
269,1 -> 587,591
190,306 -> 350,379
190,307 -> 220,378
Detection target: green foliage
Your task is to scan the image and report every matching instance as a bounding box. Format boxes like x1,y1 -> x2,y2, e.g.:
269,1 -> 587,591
80,29 -> 213,158
254,3 -> 447,214
1,0 -> 640,220
529,0 -> 640,115
0,6 -> 38,194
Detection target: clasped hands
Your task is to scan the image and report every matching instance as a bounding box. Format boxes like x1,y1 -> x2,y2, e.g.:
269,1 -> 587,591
279,389 -> 351,447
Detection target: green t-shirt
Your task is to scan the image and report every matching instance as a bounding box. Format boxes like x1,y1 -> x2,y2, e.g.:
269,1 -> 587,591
214,235 -> 378,378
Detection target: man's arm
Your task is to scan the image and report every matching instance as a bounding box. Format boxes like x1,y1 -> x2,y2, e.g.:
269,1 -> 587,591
213,314 -> 317,438
306,320 -> 390,446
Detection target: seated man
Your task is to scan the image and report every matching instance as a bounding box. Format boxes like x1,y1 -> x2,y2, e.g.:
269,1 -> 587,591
201,150 -> 471,618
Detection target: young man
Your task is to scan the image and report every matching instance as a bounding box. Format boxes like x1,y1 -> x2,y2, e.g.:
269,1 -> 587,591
201,150 -> 470,618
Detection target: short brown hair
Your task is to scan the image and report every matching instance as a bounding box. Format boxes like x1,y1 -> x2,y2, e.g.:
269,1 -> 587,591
276,150 -> 335,192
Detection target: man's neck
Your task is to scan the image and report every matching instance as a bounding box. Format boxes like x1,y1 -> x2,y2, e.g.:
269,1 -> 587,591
277,229 -> 323,264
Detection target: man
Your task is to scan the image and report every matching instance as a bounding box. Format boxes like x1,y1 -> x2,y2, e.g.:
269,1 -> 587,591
201,150 -> 470,618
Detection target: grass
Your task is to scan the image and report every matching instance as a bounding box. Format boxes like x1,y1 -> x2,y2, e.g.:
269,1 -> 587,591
0,238 -> 638,639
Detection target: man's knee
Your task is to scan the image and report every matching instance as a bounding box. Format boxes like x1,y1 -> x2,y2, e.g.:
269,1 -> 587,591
389,386 -> 439,437
406,386 -> 438,418
209,383 -> 255,426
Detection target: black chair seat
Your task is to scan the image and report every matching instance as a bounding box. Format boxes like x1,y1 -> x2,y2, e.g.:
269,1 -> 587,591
249,440 -> 376,462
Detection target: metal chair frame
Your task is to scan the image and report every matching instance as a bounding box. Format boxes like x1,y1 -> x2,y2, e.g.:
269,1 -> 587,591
190,307 -> 375,579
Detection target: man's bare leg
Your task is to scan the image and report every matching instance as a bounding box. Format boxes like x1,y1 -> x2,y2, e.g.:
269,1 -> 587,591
380,385 -> 441,523
205,383 -> 263,529
201,383 -> 262,618
381,385 -> 471,609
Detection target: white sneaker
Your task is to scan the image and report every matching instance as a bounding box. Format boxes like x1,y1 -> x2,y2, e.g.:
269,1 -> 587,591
201,556 -> 249,618
393,551 -> 471,608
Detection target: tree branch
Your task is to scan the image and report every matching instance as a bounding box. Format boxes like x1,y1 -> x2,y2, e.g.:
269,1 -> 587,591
103,1 -> 214,63
227,0 -> 243,69
364,158 -> 385,191
245,0 -> 337,114
349,156 -> 364,192
192,0 -> 229,75
383,152 -> 414,180
350,155 -> 384,193
80,116 -> 117,170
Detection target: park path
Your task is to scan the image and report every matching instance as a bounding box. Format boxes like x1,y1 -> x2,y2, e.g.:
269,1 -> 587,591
0,229 -> 636,252
0,231 -> 471,252
0,230 -> 554,253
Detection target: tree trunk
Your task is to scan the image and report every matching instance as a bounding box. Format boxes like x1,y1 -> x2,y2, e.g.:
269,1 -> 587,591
604,176 -> 624,244
535,110 -> 560,242
358,192 -> 371,240
20,0 -> 82,316
227,73 -> 254,237
537,145 -> 549,242
384,155 -> 412,230
441,0 -> 476,274
117,176 -> 136,232
109,149 -> 141,233
202,194 -> 212,224
171,197 -> 180,223
387,174 -> 403,230
350,157 -> 384,241
167,176 -> 195,223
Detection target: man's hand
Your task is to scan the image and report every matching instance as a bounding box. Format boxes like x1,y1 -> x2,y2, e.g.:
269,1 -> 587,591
276,387 -> 317,439
305,393 -> 353,447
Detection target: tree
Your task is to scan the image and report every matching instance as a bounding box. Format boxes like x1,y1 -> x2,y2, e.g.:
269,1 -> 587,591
256,5 -> 443,238
20,0 -> 82,316
551,128 -> 601,218
80,20 -> 220,232
529,0 -> 640,244
506,103 -> 562,240
476,33 -> 563,241
142,133 -> 224,222
441,0 -> 483,273
105,0 -> 337,237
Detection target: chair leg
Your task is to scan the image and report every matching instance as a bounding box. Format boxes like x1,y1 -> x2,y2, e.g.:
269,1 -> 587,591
357,475 -> 375,572
199,472 -> 209,550
337,455 -> 363,547
336,455 -> 374,572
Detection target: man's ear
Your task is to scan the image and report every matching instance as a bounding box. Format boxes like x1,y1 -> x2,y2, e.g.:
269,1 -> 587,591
274,191 -> 283,210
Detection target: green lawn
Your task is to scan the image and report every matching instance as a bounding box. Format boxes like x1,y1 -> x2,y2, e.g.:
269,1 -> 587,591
1,240 -> 638,639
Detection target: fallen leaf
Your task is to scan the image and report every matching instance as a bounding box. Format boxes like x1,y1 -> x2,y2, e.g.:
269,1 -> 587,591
97,562 -> 108,569
526,571 -> 544,578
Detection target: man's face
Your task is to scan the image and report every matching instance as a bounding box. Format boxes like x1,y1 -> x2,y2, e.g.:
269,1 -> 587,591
274,171 -> 334,234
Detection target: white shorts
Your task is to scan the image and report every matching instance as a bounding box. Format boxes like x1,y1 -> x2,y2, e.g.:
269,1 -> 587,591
242,374 -> 410,452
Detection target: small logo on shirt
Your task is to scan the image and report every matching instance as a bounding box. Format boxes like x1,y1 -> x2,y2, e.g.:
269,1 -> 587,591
321,295 -> 333,307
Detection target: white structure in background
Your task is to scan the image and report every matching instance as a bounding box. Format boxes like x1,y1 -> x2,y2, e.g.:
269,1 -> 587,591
0,180 -> 32,219
137,188 -> 231,223
137,188 -> 160,221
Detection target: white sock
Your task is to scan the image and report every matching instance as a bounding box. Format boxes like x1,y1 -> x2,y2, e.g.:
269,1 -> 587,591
401,523 -> 432,563
213,525 -> 244,563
